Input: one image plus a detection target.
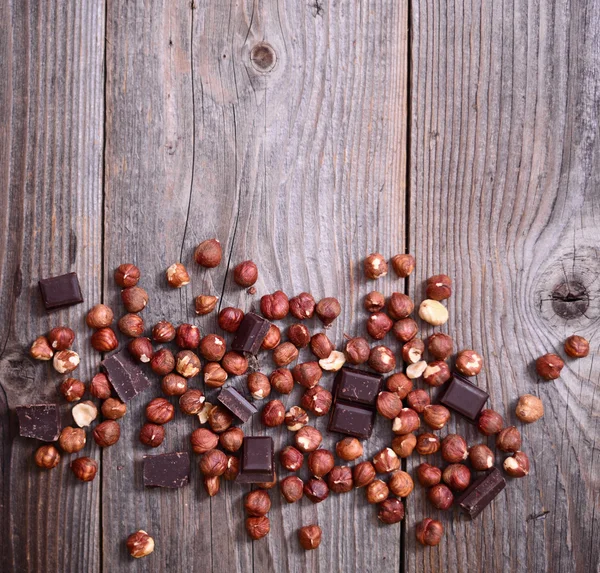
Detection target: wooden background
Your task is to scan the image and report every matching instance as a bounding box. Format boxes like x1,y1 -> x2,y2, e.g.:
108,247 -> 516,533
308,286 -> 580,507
0,0 -> 598,571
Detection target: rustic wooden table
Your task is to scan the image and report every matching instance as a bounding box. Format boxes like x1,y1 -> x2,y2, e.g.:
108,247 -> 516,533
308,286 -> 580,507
1,1 -> 598,572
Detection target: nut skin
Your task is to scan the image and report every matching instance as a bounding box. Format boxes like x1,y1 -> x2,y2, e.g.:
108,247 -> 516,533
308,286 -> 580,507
121,286 -> 149,313
386,373 -> 413,399
58,426 -> 86,453
416,433 -> 440,456
298,525 -> 322,550
303,477 -> 330,503
289,292 -> 316,320
191,428 -> 219,454
175,324 -> 201,350
86,304 -> 114,328
261,324 -> 281,350
166,262 -> 190,288
194,238 -> 222,267
280,446 -> 304,471
294,426 -> 322,452
392,433 -> 417,458
30,336 -> 54,360
496,426 -> 522,453
207,405 -> 234,433
388,292 -> 414,320
128,337 -> 154,363
262,400 -> 286,427
152,321 -> 176,342
336,437 -> 363,461
91,328 -> 119,352
233,260 -> 258,287
406,389 -> 430,413
245,490 -> 271,516
179,389 -> 206,415
416,463 -> 442,487
150,348 -> 175,375
48,326 -> 75,351
378,497 -> 405,524
272,342 -> 299,367
535,353 -> 565,380
367,312 -> 394,340
126,530 -> 154,558
426,274 -> 452,300
428,483 -> 454,510
388,470 -> 414,497
392,318 -> 419,342
368,345 -> 396,373
146,397 -> 175,424
441,434 -> 468,463
89,373 -> 112,399
195,295 -> 218,315
390,254 -> 415,277
221,352 -> 249,377
503,451 -> 530,477
310,333 -> 335,359
366,479 -> 389,503
139,423 -> 165,447
199,448 -> 228,477
392,408 -> 421,435
288,324 -> 311,348
270,368 -> 294,394
373,448 -> 400,473
204,475 -> 221,496
101,398 -> 127,420
199,334 -> 226,362
423,361 -> 451,387
564,335 -> 589,358
203,362 -> 228,388
344,337 -> 370,364
300,385 -> 332,416
469,444 -> 495,471
364,291 -> 386,312
175,350 -> 201,378
422,405 -> 451,430
376,391 -> 403,419
402,338 -> 425,364
353,461 -> 376,487
218,307 -> 245,333
442,463 -> 471,491
419,299 -> 449,326
515,394 -> 544,423
477,409 -> 505,435
427,333 -> 454,360
118,313 -> 144,337
328,466 -> 353,493
315,297 -> 341,326
114,263 -> 140,287
307,449 -> 335,477
248,372 -> 272,399
246,517 -> 270,540
92,420 -> 121,447
416,518 -> 443,546
34,445 -> 61,469
53,350 -> 80,374
60,378 -> 85,402
455,349 -> 483,376
223,456 -> 240,481
70,457 -> 98,482
364,253 -> 388,279
285,406 -> 309,431
291,362 -> 322,388
260,290 -> 289,320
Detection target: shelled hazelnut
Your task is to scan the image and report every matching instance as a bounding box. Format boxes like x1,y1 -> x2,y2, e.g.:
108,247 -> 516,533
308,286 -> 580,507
426,274 -> 452,300
260,290 -> 289,320
34,445 -> 60,469
146,398 -> 175,424
175,350 -> 201,378
416,518 -> 443,546
150,348 -> 175,375
416,463 -> 442,487
207,405 -> 234,433
280,446 -> 304,471
58,426 -> 86,453
423,361 -> 451,386
261,324 -> 281,350
373,448 -> 400,473
194,238 -> 222,267
203,363 -> 228,388
248,372 -> 271,399
48,326 -> 75,351
121,286 -> 148,313
301,385 -> 332,416
367,312 -> 393,339
388,470 -> 414,497
223,457 -> 240,481
60,378 -> 85,402
336,437 -> 363,461
391,433 -> 417,458
455,350 -> 483,376
392,408 -> 421,435
503,451 -> 530,477
378,498 -> 405,524
292,362 -> 323,389
53,350 -> 80,374
406,360 -> 428,380
477,409 -> 504,435
245,490 -> 271,517
427,484 -> 453,510
30,336 -> 53,360
246,517 -> 270,540
289,292 -> 316,319
441,434 -> 468,462
406,389 -> 430,413
288,324 -> 311,348
535,353 -> 564,380
70,457 -> 98,482
469,444 -> 495,471
218,307 -> 244,332
298,525 -> 322,550
422,405 -> 450,430
179,389 -> 205,416
93,420 -> 121,447
118,314 -> 144,337
114,264 -> 140,287
233,260 -> 258,287
416,433 -> 440,456
262,400 -> 285,427
101,398 -> 127,420
303,478 -> 330,503
368,345 -> 396,373
418,299 -> 449,326
91,328 -> 119,352
564,335 -> 589,358
392,318 -> 418,342
199,449 -> 228,477
128,337 -> 154,363
442,463 -> 471,491
139,423 -> 165,447
427,333 -> 453,360
387,292 -> 414,320
390,254 -> 415,277
496,426 -> 522,453
89,373 -> 112,399
270,368 -> 294,394
166,262 -> 190,288
126,530 -> 154,558
273,342 -> 299,367
72,401 -> 98,427
280,476 -> 304,503
310,333 -> 334,359
191,428 -> 219,454
376,391 -> 402,419
344,337 -> 370,364
364,291 -> 385,312
199,334 -> 226,361
515,394 -> 544,423
285,406 -> 309,431
294,426 -> 322,452
151,321 -> 176,342
364,253 -> 388,279
353,461 -> 376,487
315,297 -> 341,326
366,479 -> 389,504
386,373 -> 413,399
328,466 -> 353,493
402,338 -> 425,364
307,449 -> 335,477
86,304 -> 114,329
175,324 -> 200,350
195,295 -> 218,315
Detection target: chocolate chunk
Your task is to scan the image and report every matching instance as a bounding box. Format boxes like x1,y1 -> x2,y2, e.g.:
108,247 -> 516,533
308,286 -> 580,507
38,272 -> 83,310
236,436 -> 274,484
457,467 -> 506,519
332,367 -> 383,408
143,452 -> 190,488
439,372 -> 488,422
328,402 -> 375,439
231,312 -> 272,355
218,387 -> 257,423
101,349 -> 151,402
16,404 -> 61,442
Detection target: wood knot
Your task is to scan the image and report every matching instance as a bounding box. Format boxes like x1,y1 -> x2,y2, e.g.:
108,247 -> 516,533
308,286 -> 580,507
250,44 -> 277,73
551,281 -> 589,319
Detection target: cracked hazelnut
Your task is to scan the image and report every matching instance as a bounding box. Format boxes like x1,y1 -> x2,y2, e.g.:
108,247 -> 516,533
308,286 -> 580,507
139,423 -> 165,447
166,262 -> 190,288
35,444 -> 60,469
416,518 -> 443,546
303,477 -> 329,503
318,351 -> 345,372
30,336 -> 53,360
419,299 -> 449,326
392,318 -> 419,342
427,333 -> 453,360
118,313 -> 144,337
388,292 -> 414,320
191,427 -> 219,454
270,368 -> 294,394
289,292 -> 316,319
70,456 -> 98,482
455,349 -> 483,376
469,444 -> 495,471
199,334 -> 226,361
441,434 -> 468,462
309,332 -> 333,359
406,360 -> 428,380
72,401 -> 97,427
295,426 -> 322,452
60,377 -> 85,402
368,345 -> 396,373
93,420 -> 120,447
234,260 -> 258,287
280,445 -> 304,471
53,350 -> 80,374
308,449 -> 335,477
91,327 -> 119,352
536,353 -> 564,380
90,373 -> 112,399
344,337 -> 370,364
221,351 -> 248,375
175,350 -> 201,378
288,323 -> 311,348
150,348 -> 175,375
128,337 -> 154,363
353,461 -> 376,487
366,479 -> 389,503
428,483 -> 453,510
442,463 -> 471,491
402,338 -> 425,364
247,372 -> 271,399
298,524 -> 322,550
391,254 -> 415,277
48,326 -> 75,350
101,398 -> 127,420
515,394 -> 544,423
199,448 -> 228,476
423,361 -> 451,386
146,397 -> 174,424
392,408 -> 420,435
496,426 -> 521,452
280,476 -> 304,502
477,409 -> 504,435
336,437 -> 363,461
273,342 -> 299,367
86,304 -> 114,329
367,312 -> 393,339
262,400 -> 285,427
373,448 -> 400,473
315,297 -> 341,326
246,517 -> 270,540
378,497 -> 405,524
261,324 -> 281,350
301,385 -> 332,416
194,238 -> 222,267
179,389 -> 205,415
389,470 -> 414,497
152,321 -> 176,342
207,405 -> 233,433
503,451 -> 530,477
406,389 -> 430,413
416,463 -> 442,487
416,432 -> 440,455
426,274 -> 452,300
161,373 -> 188,396
285,406 -> 309,431
175,324 -> 200,350
422,405 -> 451,430
364,291 -> 385,312
121,286 -> 148,313
245,490 -> 271,516
218,307 -> 244,332
114,263 -> 140,287
126,530 -> 154,558
204,475 -> 220,496
364,253 -> 388,279
203,362 -> 227,388
292,362 -> 322,388
58,426 -> 86,453
392,433 -> 417,458
195,295 -> 218,315
386,373 -> 413,399
223,456 -> 239,480
564,335 -> 589,358
197,402 -> 214,425
260,290 -> 289,320
376,391 -> 402,419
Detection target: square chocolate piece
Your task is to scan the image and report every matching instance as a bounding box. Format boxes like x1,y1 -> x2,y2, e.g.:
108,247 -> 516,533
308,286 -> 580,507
143,452 -> 190,488
16,404 -> 61,442
218,387 -> 257,423
440,373 -> 488,422
101,349 -> 151,402
38,272 -> 84,310
231,312 -> 272,355
333,368 -> 383,408
457,467 -> 506,519
328,402 -> 375,439
236,436 -> 274,484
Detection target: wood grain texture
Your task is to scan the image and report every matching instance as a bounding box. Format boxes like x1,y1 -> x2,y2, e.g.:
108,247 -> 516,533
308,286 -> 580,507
0,1 -> 105,572
407,1 -> 600,572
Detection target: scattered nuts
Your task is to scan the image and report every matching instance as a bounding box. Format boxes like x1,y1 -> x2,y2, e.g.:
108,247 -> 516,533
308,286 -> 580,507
53,350 -> 80,374
199,334 -> 226,361
194,238 -> 222,267
166,262 -> 190,288
353,461 -> 376,487
295,426 -> 322,452
150,348 -> 175,375
199,448 -> 228,476
146,397 -> 175,424
386,373 -> 413,399
34,444 -> 60,469
392,318 -> 419,342
376,391 -> 402,419
89,373 -> 112,399
261,324 -> 281,350
218,307 -> 244,333
455,349 -> 483,376
280,445 -> 304,471
139,423 -> 165,447
300,385 -> 332,416
368,345 -> 396,373
392,408 -> 421,435
373,448 -> 400,473
416,433 -> 440,456
191,428 -> 219,454
233,260 -> 258,287
535,353 -> 564,380
427,333 -> 453,360
292,362 -> 322,388
364,291 -> 385,312
406,389 -> 430,413
126,530 -> 154,558
336,437 -> 364,462
303,477 -> 330,503
30,336 -> 53,360
91,327 -> 119,352
364,253 -> 388,279
262,400 -> 286,427
416,518 -> 443,546
118,313 -> 144,337
418,299 -> 449,326
203,362 -> 228,388
402,338 -> 425,364
366,479 -> 389,503
175,350 -> 201,378
114,263 -> 140,287
58,426 -> 86,453
406,360 -> 428,380
423,361 -> 451,386
503,451 -> 530,477
260,290 -> 289,320
378,497 -> 405,524
315,297 -> 341,326
48,326 -> 75,350
179,389 -> 206,415
86,304 -> 114,328
273,342 -> 299,367
270,368 -> 294,394
72,400 -> 98,427
289,292 -> 316,320
298,525 -> 322,550
426,274 -> 452,300
248,372 -> 271,399
319,350 -> 346,372
427,483 -> 453,510
60,377 -> 85,402
477,409 -> 504,435
92,420 -> 121,447
564,335 -> 590,358
121,286 -> 149,313
207,405 -> 233,433
391,433 -> 417,458
175,323 -> 200,350
388,292 -> 414,320
128,337 -> 154,363
246,517 -> 270,540
468,444 -> 495,471
367,312 -> 393,339
285,406 -> 309,431
101,398 -> 127,420
515,394 -> 544,423
388,470 -> 414,497
390,254 -> 415,277
280,476 -> 304,503
441,434 -> 468,462
496,426 -> 521,452
344,337 -> 370,364
442,463 -> 471,491
245,490 -> 271,516
416,463 -> 442,487
422,405 -> 451,430
307,449 -> 335,477
195,295 -> 218,315
70,456 -> 98,482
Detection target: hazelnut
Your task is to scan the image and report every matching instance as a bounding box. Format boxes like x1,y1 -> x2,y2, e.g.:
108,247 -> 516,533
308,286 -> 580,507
300,385 -> 332,416
233,260 -> 258,287
223,456 -> 240,481
416,463 -> 442,487
442,463 -> 471,491
204,475 -> 221,496
222,351 -> 248,375
207,405 -> 234,433
126,530 -> 154,558
86,304 -> 114,329
515,394 -> 544,423
295,426 -> 322,452
191,428 -> 219,454
203,362 -> 228,388
388,470 -> 414,497
139,423 -> 165,447
422,405 -> 451,430
175,350 -> 201,378
503,451 -> 530,477
366,479 -> 389,503
30,336 -> 53,360
121,286 -> 149,313
280,445 -> 305,471
336,437 -> 363,461
245,490 -> 271,516
285,406 -> 309,431
328,465 -> 353,493
197,402 -> 214,425
426,274 -> 452,300
455,349 -> 483,376
416,518 -> 443,546
386,373 -> 413,399
428,483 -> 453,510
423,361 -> 451,386
194,238 -> 222,267
199,448 -> 228,476
469,444 -> 495,471
152,320 -> 176,342
392,318 -> 419,342
373,448 -> 400,473
179,389 -> 205,415
344,337 -> 370,364
391,253 -> 415,277
53,350 -> 80,374
477,409 -> 505,435
496,426 -> 522,452
34,445 -> 60,469
90,327 -> 119,352
378,497 -> 405,524
270,368 -> 294,394
441,434 -> 468,462
288,323 -> 311,348
315,297 -> 341,326
218,307 -> 244,332
195,295 -> 218,315
199,334 -> 226,361
388,292 -> 414,320
89,373 -> 112,399
114,263 -> 140,287
536,353 -> 565,380
70,456 -> 98,482
406,360 -> 428,380
427,333 -> 453,360
308,449 -> 335,477
92,420 -> 121,447
58,426 -> 86,453
392,433 -> 417,458
146,397 -> 174,424
72,401 -> 98,427
418,299 -> 449,326
128,337 -> 154,363
272,342 -> 299,367
402,338 -> 425,364
406,389 -> 430,413
320,353 -> 346,373
416,433 -> 440,455
364,253 -> 388,279
175,323 -> 200,349
289,292 -> 316,320
376,391 -> 402,419
261,324 -> 281,350
280,476 -> 304,502
564,335 -> 589,358
262,400 -> 286,427
298,524 -> 322,550
353,461 -> 376,488
246,517 -> 270,540
248,372 -> 271,399
59,377 -> 85,402
392,408 -> 421,435
292,362 -> 322,388
310,333 -> 334,359
150,348 -> 175,375
48,326 -> 75,350
367,312 -> 393,339
368,345 -> 396,373
166,262 -> 190,288
101,398 -> 127,420
260,290 -> 289,320
303,477 -> 329,503
364,291 -> 386,312
118,313 -> 144,337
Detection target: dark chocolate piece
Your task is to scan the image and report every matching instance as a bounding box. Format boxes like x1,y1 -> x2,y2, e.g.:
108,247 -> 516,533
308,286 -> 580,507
236,436 -> 274,483
231,312 -> 271,355
16,404 -> 61,442
38,272 -> 83,310
101,349 -> 151,402
218,387 -> 257,423
328,402 -> 375,439
333,367 -> 383,408
457,467 -> 506,519
143,452 -> 190,488
439,373 -> 488,422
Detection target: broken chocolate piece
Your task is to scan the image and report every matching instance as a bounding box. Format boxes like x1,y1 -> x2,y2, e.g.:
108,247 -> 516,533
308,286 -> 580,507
231,312 -> 271,355
101,349 -> 151,402
328,402 -> 375,439
143,452 -> 190,488
236,436 -> 274,484
332,367 -> 383,407
16,404 -> 61,442
439,372 -> 488,422
218,387 -> 257,423
457,467 -> 506,519
38,272 -> 84,310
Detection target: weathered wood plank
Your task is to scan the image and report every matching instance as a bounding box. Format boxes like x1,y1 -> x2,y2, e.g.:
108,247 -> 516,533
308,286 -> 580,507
0,1 -> 105,572
407,1 -> 600,572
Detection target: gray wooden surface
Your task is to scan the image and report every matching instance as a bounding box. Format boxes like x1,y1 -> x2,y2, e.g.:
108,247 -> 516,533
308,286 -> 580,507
0,0 -> 598,572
